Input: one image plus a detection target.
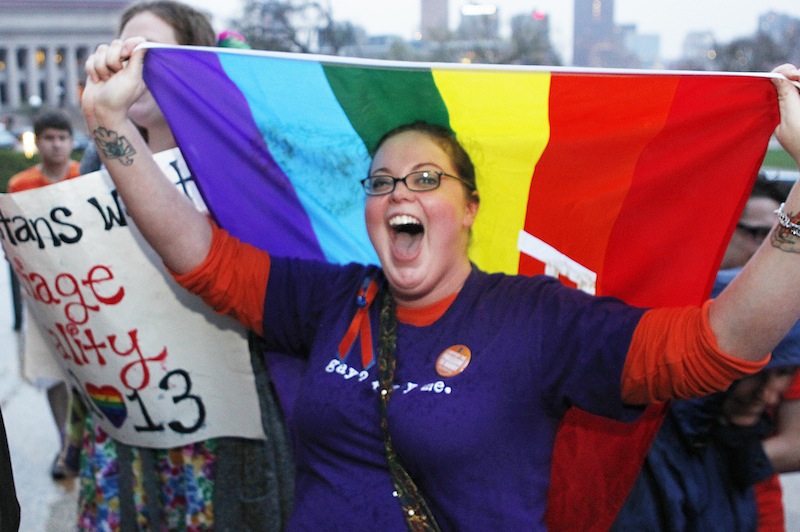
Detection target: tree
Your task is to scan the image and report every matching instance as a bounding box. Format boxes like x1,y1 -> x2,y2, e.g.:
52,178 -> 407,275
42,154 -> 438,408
234,0 -> 330,53
234,0 -> 362,55
714,33 -> 787,72
502,13 -> 561,66
318,20 -> 359,55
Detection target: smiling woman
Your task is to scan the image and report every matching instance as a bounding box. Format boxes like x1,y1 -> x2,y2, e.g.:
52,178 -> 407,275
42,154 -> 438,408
78,29 -> 800,530
363,123 -> 479,308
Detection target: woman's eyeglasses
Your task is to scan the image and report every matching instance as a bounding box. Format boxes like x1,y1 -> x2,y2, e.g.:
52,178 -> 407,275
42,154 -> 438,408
361,170 -> 474,196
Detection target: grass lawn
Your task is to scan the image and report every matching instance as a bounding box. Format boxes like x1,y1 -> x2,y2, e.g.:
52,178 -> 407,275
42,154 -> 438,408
763,148 -> 797,170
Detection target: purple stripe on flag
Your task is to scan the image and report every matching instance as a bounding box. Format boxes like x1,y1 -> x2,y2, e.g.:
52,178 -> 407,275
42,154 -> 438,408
144,47 -> 325,260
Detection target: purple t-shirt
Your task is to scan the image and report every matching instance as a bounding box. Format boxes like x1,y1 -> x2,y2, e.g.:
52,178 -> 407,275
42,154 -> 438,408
263,258 -> 645,530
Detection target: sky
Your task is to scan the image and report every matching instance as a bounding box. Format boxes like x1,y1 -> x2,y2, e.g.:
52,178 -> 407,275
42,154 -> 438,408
189,0 -> 800,63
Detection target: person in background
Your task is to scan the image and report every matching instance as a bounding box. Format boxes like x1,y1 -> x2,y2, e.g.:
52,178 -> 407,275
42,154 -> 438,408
7,109 -> 81,480
761,370 -> 800,530
612,176 -> 800,531
720,177 -> 790,271
697,177 -> 800,532
82,36 -> 800,529
73,2 -> 293,530
729,178 -> 800,531
8,110 -> 80,192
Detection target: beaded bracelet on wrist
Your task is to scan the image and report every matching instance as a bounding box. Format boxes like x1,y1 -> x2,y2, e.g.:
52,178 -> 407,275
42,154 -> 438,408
775,203 -> 800,237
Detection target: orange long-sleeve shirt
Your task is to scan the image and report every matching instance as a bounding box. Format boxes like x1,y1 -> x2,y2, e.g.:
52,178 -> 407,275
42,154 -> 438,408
174,222 -> 767,404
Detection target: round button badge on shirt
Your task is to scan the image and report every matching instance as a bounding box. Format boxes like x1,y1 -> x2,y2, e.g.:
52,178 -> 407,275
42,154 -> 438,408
435,345 -> 472,377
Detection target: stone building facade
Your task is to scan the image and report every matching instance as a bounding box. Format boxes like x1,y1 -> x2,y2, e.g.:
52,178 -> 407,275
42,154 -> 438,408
0,0 -> 129,115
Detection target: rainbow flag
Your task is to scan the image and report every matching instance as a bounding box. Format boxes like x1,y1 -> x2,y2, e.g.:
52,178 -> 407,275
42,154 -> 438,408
142,45 -> 779,529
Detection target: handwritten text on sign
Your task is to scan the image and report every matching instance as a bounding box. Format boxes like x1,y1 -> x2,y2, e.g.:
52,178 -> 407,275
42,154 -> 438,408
0,149 -> 264,448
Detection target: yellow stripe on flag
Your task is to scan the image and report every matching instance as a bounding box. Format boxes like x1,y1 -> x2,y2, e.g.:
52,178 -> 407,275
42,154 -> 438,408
432,69 -> 552,274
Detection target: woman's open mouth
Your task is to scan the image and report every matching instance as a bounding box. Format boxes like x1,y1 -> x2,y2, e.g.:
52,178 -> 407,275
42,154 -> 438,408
389,214 -> 424,259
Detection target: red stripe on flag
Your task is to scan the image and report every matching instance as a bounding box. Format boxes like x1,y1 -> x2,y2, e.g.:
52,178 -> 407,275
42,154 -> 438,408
534,73 -> 779,530
530,72 -> 680,531
604,75 -> 779,307
520,73 -> 680,283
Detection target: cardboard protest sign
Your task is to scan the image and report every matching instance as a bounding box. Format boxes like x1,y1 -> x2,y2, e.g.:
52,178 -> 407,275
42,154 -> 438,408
0,149 -> 264,448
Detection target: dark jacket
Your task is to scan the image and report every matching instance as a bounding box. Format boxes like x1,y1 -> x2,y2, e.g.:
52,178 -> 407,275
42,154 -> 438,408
611,394 -> 770,532
0,407 -> 20,532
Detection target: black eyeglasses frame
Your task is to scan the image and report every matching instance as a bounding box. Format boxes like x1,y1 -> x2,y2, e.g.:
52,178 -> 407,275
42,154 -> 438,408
360,170 -> 474,196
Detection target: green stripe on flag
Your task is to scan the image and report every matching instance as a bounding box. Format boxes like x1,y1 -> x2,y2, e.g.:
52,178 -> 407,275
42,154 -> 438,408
323,64 -> 451,153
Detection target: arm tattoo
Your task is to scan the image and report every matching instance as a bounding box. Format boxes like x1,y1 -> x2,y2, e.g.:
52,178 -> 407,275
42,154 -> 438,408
772,206 -> 800,254
93,127 -> 136,166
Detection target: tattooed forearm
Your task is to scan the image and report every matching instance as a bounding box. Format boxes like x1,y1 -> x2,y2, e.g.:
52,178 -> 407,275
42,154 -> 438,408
772,204 -> 800,254
93,127 -> 136,166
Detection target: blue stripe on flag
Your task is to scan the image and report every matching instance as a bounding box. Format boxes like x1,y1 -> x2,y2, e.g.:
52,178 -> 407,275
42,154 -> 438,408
217,53 -> 378,265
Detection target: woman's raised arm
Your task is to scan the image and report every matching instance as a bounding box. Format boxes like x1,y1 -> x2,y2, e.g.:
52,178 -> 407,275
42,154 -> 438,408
82,37 -> 212,274
710,64 -> 800,361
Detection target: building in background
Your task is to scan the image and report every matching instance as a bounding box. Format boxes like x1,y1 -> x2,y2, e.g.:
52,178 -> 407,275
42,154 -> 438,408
573,0 -> 615,66
458,3 -> 499,41
619,24 -> 661,68
0,0 -> 128,118
572,0 -> 657,68
420,0 -> 449,40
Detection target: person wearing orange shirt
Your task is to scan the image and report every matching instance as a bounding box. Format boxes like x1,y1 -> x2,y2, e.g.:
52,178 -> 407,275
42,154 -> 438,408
8,110 -> 80,193
7,109 -> 81,480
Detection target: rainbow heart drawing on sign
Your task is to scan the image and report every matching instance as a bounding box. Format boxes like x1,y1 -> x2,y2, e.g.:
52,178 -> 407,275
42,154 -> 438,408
85,383 -> 127,428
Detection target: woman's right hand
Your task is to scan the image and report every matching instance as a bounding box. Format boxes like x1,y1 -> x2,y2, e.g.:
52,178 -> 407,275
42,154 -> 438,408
82,37 -> 148,126
80,36 -> 214,275
772,63 -> 800,166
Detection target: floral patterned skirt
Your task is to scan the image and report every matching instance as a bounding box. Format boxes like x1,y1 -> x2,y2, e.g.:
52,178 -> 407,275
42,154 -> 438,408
78,412 -> 217,531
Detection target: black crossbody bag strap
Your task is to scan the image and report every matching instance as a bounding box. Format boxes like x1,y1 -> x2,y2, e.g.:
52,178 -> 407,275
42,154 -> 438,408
376,289 -> 442,532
